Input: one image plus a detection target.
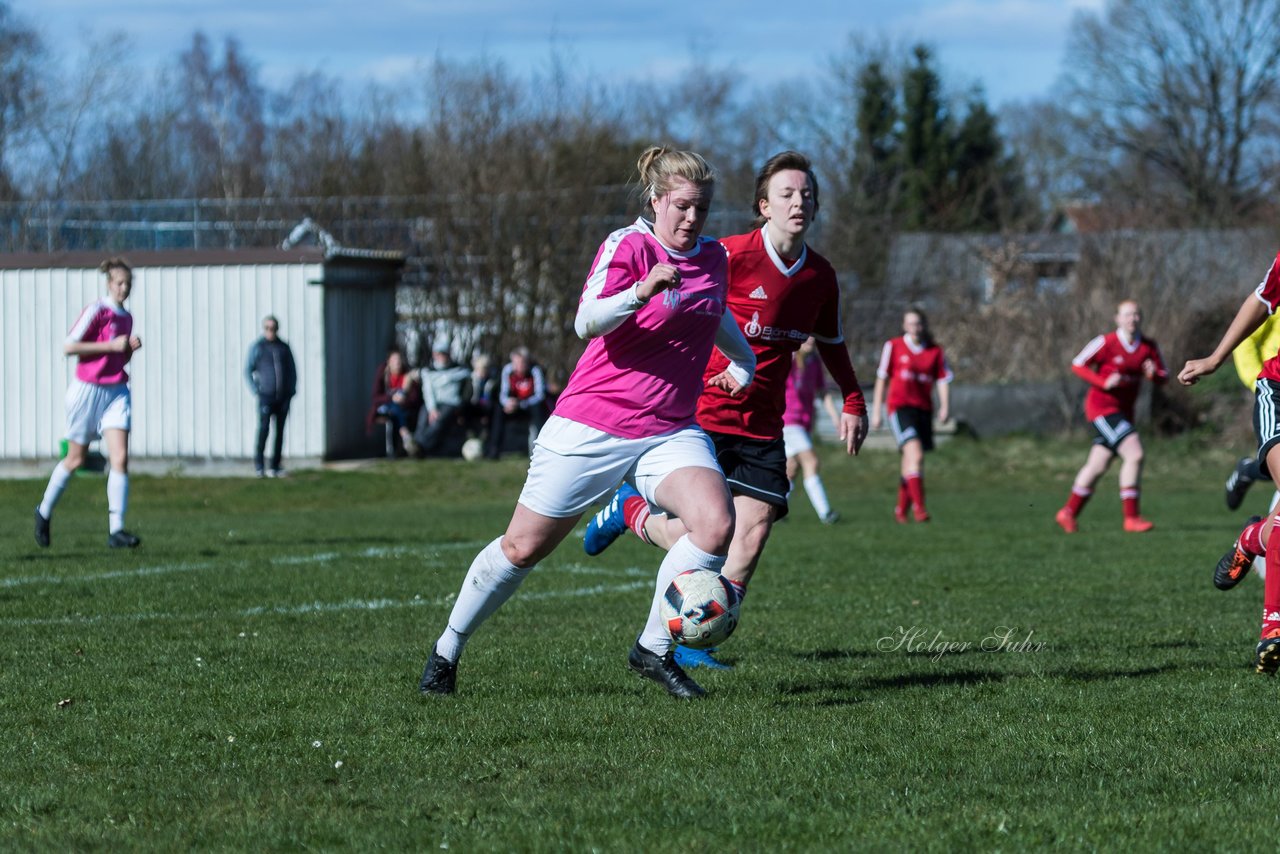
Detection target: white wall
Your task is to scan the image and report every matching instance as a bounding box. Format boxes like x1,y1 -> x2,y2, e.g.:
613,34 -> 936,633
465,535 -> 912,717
1,261 -> 326,460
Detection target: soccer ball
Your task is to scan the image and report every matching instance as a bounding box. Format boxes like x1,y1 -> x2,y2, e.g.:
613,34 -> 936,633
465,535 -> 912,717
460,437 -> 484,461
660,569 -> 740,649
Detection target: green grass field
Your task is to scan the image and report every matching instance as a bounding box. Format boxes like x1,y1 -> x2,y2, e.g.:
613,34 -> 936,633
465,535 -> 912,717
2,436 -> 1278,850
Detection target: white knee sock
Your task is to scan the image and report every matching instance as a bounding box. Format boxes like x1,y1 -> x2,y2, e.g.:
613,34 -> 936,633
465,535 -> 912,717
803,474 -> 832,518
638,535 -> 726,655
107,469 -> 129,534
435,537 -> 533,662
39,462 -> 74,519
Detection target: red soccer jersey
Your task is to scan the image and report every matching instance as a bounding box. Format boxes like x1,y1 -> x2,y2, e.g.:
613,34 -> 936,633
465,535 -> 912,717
1255,252 -> 1280,384
696,227 -> 861,439
1071,331 -> 1168,421
876,336 -> 952,414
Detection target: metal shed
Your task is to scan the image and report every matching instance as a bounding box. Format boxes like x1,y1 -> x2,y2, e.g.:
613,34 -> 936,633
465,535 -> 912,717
0,246 -> 405,464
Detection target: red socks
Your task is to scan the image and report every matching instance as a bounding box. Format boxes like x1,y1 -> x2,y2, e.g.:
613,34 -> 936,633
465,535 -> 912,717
905,473 -> 926,514
1120,487 -> 1141,519
1264,515 -> 1280,639
1241,518 -> 1267,556
1064,486 -> 1092,517
623,493 -> 652,544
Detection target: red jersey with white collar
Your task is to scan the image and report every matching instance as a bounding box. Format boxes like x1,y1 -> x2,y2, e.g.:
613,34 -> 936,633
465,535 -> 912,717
1071,331 -> 1168,421
696,226 -> 864,440
876,337 -> 952,414
1253,252 -> 1280,384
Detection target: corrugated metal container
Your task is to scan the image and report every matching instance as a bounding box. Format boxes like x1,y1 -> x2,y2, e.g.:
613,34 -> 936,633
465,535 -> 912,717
0,248 -> 403,462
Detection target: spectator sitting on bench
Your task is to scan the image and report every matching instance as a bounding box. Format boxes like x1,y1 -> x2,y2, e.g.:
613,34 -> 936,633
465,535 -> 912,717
367,347 -> 421,457
486,346 -> 548,459
414,347 -> 473,456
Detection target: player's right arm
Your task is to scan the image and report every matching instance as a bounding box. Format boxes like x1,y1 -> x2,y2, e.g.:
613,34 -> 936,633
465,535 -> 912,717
574,234 -> 678,339
1180,293 -> 1270,385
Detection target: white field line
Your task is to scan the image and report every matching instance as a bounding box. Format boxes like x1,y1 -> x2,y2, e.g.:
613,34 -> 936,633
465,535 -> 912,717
0,540 -> 653,627
0,579 -> 652,627
0,541 -> 493,588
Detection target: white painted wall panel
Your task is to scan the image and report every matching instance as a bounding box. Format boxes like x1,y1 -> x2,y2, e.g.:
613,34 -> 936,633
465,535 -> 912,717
1,261 -> 330,461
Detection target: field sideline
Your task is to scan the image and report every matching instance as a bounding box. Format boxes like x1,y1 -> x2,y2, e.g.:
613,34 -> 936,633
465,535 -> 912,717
2,436 -> 1278,850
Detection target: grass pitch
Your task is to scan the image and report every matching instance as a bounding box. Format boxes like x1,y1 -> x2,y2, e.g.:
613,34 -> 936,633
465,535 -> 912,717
2,436 -> 1277,850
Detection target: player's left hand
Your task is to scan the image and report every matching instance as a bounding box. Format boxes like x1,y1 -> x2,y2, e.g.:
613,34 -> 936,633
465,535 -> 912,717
840,412 -> 867,456
706,369 -> 745,397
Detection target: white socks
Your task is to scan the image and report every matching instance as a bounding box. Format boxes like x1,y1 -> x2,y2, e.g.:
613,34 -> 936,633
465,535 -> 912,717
107,469 -> 129,534
38,461 -> 74,519
803,474 -> 832,519
638,535 -> 726,655
435,537 -> 533,662
38,463 -> 131,534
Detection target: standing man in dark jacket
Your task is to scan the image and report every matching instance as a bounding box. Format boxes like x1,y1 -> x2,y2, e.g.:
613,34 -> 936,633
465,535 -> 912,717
245,315 -> 298,477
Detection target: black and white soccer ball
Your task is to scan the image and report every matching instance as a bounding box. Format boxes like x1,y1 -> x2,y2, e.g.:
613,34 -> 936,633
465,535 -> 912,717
660,569 -> 740,649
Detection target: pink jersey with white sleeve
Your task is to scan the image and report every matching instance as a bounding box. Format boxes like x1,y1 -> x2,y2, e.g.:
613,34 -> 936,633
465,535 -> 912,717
66,299 -> 134,385
783,355 -> 826,431
552,218 -> 729,439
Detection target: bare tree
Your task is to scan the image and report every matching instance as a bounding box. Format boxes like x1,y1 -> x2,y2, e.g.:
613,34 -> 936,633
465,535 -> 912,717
1063,0 -> 1280,225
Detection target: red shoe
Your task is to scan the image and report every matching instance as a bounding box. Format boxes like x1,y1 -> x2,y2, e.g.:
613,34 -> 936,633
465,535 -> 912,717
893,506 -> 908,524
1054,507 -> 1077,533
913,508 -> 931,523
1123,516 -> 1154,533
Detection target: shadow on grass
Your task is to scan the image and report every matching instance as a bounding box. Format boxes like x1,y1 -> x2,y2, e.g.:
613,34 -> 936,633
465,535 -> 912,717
775,662 -> 1179,707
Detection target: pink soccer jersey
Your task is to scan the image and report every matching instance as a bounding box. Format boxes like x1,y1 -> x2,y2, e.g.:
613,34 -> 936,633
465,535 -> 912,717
783,356 -> 826,431
66,299 -> 134,385
552,219 -> 730,439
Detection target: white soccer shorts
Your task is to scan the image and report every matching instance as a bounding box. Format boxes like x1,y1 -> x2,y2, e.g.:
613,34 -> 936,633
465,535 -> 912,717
65,380 -> 131,445
517,415 -> 721,518
782,424 -> 813,458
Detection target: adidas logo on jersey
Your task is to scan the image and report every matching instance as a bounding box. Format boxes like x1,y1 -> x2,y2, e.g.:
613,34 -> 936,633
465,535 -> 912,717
748,286 -> 768,300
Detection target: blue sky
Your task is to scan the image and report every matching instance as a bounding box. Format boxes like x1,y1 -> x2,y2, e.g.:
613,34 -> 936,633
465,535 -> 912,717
31,0 -> 1102,108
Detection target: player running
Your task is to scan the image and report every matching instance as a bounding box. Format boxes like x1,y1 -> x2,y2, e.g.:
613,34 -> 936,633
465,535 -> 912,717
1055,300 -> 1168,534
784,337 -> 843,525
582,150 -> 868,670
870,308 -> 952,523
1180,252 -> 1280,672
34,257 -> 143,549
417,146 -> 755,700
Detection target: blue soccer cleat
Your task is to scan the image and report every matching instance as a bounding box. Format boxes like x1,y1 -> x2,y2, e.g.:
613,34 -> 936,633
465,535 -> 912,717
673,645 -> 734,670
584,483 -> 640,556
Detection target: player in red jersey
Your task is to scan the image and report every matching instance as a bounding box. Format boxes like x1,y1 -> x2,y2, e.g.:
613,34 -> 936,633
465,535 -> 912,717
871,309 -> 952,522
1181,251 -> 1280,673
1055,300 -> 1168,534
583,150 -> 868,669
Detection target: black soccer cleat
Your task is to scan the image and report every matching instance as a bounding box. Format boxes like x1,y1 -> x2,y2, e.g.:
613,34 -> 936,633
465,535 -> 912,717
107,530 -> 141,549
418,647 -> 457,696
1215,515 -> 1263,590
1255,632 -> 1280,675
1226,457 -> 1256,511
628,641 -> 706,699
34,508 -> 50,548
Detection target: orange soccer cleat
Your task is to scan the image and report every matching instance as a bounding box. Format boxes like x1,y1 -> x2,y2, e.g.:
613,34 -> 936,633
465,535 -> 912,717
1054,507 -> 1078,534
1122,516 -> 1154,533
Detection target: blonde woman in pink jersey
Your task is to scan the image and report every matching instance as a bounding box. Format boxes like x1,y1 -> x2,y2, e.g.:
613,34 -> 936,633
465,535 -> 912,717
35,257 -> 143,549
418,146 -> 756,700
